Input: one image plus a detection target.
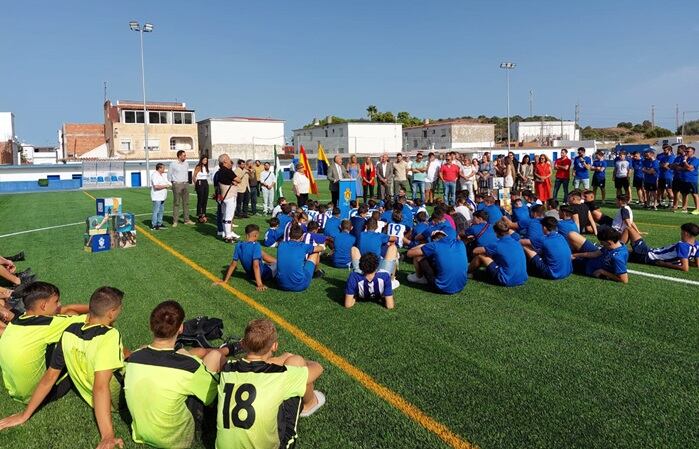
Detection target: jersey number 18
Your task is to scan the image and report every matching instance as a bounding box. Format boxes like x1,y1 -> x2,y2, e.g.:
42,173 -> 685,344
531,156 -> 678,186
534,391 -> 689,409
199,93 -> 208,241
222,383 -> 257,429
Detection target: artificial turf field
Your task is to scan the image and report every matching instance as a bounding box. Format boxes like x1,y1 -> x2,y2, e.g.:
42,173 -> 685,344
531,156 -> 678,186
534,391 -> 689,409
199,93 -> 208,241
0,181 -> 697,449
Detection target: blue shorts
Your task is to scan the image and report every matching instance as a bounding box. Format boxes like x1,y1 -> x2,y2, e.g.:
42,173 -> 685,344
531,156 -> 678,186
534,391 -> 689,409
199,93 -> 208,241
580,240 -> 598,253
630,239 -> 652,264
301,260 -> 315,287
528,255 -> 554,279
259,263 -> 276,280
485,262 -> 507,286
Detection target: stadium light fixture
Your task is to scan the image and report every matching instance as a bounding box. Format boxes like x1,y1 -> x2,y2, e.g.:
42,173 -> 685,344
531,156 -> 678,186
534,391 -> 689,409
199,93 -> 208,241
500,62 -> 516,150
129,21 -> 154,185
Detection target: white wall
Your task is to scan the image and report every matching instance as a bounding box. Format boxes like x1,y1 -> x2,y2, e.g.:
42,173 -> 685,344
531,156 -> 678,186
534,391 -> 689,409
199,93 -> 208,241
512,121 -> 578,141
0,112 -> 14,141
210,120 -> 285,146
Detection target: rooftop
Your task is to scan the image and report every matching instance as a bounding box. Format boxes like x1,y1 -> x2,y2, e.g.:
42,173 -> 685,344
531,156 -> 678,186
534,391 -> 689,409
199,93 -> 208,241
114,100 -> 192,111
403,119 -> 492,130
199,116 -> 285,123
293,121 -> 400,132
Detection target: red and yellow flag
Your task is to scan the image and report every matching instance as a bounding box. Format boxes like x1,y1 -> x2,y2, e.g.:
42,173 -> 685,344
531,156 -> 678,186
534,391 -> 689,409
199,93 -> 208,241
299,145 -> 318,194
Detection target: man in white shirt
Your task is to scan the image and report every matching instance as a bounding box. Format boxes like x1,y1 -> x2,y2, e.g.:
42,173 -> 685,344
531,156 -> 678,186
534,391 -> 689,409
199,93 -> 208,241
259,162 -> 276,214
168,150 -> 193,227
425,152 -> 442,205
150,163 -> 171,230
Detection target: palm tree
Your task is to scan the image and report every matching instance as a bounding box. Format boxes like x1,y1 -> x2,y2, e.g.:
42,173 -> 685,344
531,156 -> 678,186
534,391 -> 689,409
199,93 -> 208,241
366,105 -> 377,120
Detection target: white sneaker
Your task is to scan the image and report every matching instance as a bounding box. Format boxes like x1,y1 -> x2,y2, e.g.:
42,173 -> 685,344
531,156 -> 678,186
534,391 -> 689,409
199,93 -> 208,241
231,232 -> 241,239
231,223 -> 239,228
391,279 -> 400,290
300,390 -> 326,418
407,273 -> 428,285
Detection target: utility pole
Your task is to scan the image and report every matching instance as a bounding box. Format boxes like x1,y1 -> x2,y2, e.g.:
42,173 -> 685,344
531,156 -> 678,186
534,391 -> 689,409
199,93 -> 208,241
529,90 -> 534,118
675,104 -> 679,132
651,105 -> 655,129
103,81 -> 107,104
574,103 -> 580,129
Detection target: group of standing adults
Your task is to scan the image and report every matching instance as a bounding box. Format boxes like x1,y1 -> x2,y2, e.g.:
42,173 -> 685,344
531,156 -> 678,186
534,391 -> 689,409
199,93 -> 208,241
149,151 -> 280,240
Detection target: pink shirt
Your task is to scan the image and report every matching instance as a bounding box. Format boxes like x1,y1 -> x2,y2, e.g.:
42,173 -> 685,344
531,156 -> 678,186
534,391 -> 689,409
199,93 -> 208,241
444,214 -> 456,229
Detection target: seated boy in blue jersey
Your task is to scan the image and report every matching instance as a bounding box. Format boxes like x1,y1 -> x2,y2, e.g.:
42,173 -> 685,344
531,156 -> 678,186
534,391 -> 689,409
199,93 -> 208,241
463,210 -> 498,258
557,205 -> 580,238
275,225 -> 324,292
408,211 -> 430,248
468,220 -> 528,287
416,210 -> 457,244
323,207 -> 342,240
521,217 -> 573,280
344,253 -> 395,309
482,195 -> 504,224
350,205 -> 369,240
384,210 -> 410,247
327,220 -> 356,268
406,230 -> 468,294
397,195 -> 415,229
572,227 -> 629,283
217,224 -> 277,292
352,219 -> 400,288
263,217 -> 281,247
303,221 -> 327,248
626,222 -> 699,272
518,204 -> 546,252
505,197 -> 531,236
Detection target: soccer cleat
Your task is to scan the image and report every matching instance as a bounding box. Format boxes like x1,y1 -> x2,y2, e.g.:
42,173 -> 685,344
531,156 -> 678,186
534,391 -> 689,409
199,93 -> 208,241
391,279 -> 400,290
158,224 -> 167,229
407,273 -> 428,285
172,222 -> 178,228
5,251 -> 25,262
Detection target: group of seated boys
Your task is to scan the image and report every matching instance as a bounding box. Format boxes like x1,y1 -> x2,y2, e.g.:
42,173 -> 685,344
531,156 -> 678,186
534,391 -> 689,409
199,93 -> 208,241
216,191 -> 699,310
0,282 -> 325,449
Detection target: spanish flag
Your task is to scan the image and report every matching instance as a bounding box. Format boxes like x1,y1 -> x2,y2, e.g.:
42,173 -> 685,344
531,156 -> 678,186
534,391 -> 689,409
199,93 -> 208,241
317,143 -> 330,176
299,145 -> 318,194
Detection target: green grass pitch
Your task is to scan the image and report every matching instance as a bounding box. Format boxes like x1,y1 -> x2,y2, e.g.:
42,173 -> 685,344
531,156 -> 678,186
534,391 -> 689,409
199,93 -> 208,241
0,182 -> 697,449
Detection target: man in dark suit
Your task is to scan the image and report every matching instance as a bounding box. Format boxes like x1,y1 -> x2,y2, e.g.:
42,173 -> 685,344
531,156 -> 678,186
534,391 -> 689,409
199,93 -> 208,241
327,154 -> 349,206
376,153 -> 394,200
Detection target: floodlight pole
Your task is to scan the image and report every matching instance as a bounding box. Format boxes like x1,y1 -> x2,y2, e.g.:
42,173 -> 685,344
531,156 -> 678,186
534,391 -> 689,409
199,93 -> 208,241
500,62 -> 516,150
130,21 -> 153,186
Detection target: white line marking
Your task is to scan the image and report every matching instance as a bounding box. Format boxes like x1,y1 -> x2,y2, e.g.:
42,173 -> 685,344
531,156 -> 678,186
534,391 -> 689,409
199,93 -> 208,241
0,208 -> 219,239
627,269 -> 699,286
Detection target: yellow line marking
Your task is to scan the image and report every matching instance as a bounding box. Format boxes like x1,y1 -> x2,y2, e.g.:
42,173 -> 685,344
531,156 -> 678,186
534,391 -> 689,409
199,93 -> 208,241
82,190 -> 96,200
135,224 -> 476,449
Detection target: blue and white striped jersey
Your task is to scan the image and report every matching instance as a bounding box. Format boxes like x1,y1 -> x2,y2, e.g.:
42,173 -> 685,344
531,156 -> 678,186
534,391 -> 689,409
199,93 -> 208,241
647,241 -> 699,264
345,271 -> 393,300
385,222 -> 407,248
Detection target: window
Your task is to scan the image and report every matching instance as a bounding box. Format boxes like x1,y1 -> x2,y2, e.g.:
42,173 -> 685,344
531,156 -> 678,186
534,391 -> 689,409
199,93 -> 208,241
173,112 -> 193,125
147,139 -> 160,151
432,129 -> 436,134
340,128 -> 344,137
423,131 -> 427,138
149,111 -> 168,124
413,139 -> 418,148
441,129 -> 446,137
324,130 -> 328,137
170,138 -> 176,151
123,111 -> 144,123
119,140 -> 131,152
170,137 -> 193,151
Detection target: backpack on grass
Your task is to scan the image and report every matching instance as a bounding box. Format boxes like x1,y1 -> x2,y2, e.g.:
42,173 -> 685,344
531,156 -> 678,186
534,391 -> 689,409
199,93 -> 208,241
176,316 -> 224,348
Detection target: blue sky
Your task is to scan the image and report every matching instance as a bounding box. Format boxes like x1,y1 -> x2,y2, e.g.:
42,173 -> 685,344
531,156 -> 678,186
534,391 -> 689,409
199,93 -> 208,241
2,0 -> 698,145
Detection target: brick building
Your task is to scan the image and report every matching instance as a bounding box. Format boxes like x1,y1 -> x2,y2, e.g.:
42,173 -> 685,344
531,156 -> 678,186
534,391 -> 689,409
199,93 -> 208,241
60,123 -> 106,158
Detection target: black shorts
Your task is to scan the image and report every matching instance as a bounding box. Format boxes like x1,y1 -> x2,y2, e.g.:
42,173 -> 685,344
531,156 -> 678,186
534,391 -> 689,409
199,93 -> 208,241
633,177 -> 644,189
672,178 -> 683,192
614,177 -> 629,189
644,182 -> 657,192
592,177 -> 605,188
680,181 -> 698,195
658,178 -> 672,191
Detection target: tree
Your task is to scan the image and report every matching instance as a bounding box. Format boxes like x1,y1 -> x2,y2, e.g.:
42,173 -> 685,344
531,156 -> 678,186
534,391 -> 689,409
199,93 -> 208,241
617,122 -> 633,129
366,105 -> 377,120
678,119 -> 699,135
644,127 -> 673,139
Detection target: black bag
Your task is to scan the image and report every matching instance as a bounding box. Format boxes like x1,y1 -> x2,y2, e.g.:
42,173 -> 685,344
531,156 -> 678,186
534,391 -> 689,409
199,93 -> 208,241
177,316 -> 224,348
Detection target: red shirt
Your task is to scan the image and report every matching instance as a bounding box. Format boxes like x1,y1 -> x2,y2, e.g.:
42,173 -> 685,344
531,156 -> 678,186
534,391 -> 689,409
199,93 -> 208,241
554,156 -> 571,180
440,163 -> 460,182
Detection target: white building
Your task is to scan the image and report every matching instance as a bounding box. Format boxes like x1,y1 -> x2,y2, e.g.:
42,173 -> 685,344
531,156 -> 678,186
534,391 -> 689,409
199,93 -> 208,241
403,120 -> 495,150
293,121 -> 402,155
198,117 -> 285,162
511,121 -> 579,144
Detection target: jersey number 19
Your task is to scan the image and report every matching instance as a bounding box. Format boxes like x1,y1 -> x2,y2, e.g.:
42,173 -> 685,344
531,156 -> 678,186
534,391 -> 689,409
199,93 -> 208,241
222,383 -> 257,429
